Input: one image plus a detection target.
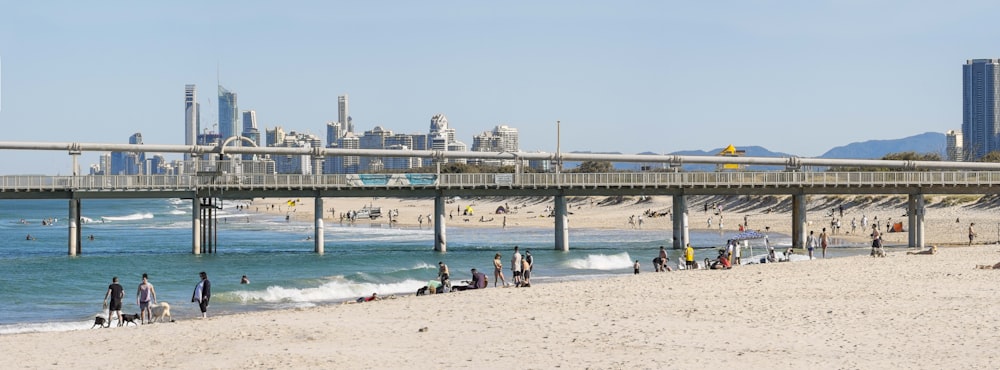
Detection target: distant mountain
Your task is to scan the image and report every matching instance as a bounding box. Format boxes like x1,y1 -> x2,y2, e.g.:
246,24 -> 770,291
562,132 -> 948,171
819,132 -> 946,159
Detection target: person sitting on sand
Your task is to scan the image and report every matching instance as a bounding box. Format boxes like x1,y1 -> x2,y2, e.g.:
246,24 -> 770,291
976,262 -> 1000,269
710,250 -> 732,270
906,246 -> 938,255
452,269 -> 487,291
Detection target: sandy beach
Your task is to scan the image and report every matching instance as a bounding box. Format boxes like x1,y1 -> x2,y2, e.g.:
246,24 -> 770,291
5,244 -> 1000,369
5,194 -> 1000,369
262,194 -> 999,247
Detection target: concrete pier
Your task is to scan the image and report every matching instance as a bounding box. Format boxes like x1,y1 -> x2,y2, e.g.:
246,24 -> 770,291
555,194 -> 569,251
434,193 -> 447,252
908,194 -> 925,248
192,197 -> 201,255
671,195 -> 688,249
792,194 -> 806,248
314,197 -> 324,254
68,199 -> 80,256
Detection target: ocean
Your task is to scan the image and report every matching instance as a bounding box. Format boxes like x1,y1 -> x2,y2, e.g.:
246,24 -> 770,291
0,198 -> 864,334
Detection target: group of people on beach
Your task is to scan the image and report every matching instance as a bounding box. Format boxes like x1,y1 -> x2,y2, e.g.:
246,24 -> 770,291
100,271 -> 212,326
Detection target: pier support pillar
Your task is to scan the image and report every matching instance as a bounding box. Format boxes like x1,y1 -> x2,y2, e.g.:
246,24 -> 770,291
314,197 -> 325,254
555,193 -> 569,251
907,195 -> 917,248
192,197 -> 201,255
912,194 -> 925,249
671,195 -> 688,249
792,194 -> 806,249
68,199 -> 80,256
434,192 -> 447,252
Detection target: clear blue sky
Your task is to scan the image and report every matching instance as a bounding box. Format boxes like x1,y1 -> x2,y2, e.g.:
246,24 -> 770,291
0,0 -> 996,174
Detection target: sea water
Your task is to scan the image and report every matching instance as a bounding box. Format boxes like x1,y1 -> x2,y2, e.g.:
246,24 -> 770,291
0,198 -> 862,334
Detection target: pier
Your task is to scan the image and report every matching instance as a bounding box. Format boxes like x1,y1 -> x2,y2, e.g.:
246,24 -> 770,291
3,140 -> 1000,255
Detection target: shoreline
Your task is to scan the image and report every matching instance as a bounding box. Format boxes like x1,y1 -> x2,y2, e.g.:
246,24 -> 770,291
4,244 -> 1000,368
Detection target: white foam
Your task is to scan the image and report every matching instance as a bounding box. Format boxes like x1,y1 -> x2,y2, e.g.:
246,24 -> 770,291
101,212 -> 154,221
229,277 -> 427,304
563,252 -> 633,270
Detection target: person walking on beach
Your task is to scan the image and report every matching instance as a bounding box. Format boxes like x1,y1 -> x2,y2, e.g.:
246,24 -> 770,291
969,223 -> 977,245
851,217 -> 857,234
418,214 -> 424,229
633,260 -> 640,274
820,228 -> 829,258
806,230 -> 816,260
685,243 -> 695,270
192,271 -> 211,319
103,276 -> 124,327
493,253 -> 507,287
512,246 -> 523,287
136,273 -> 157,324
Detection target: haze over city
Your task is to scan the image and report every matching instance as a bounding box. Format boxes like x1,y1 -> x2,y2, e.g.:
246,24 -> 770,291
0,1 -> 998,174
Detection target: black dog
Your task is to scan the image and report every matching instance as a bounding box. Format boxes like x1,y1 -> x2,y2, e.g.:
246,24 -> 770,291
119,313 -> 140,327
92,316 -> 108,329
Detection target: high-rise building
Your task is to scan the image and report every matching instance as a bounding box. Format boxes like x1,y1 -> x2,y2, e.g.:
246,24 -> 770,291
184,84 -> 199,161
241,110 -> 260,160
947,129 -> 964,161
338,94 -> 351,134
265,126 -> 286,147
962,59 -> 1000,160
218,85 -> 239,143
110,133 -> 145,175
326,121 -> 343,146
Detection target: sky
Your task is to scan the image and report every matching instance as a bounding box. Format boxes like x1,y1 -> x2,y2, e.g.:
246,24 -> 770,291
0,0 -> 997,175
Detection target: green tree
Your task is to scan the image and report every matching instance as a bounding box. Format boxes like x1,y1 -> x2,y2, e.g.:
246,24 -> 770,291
575,160 -> 614,173
979,151 -> 1000,162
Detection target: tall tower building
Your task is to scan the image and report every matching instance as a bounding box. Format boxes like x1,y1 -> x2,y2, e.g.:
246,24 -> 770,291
184,85 -> 199,161
218,85 -> 239,143
963,59 -> 1000,160
242,110 -> 260,143
338,94 -> 351,134
947,129 -> 964,161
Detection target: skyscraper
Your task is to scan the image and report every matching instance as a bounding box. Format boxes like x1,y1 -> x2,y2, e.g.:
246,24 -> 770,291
962,59 -> 1000,160
218,85 -> 239,143
946,129 -> 964,161
338,94 -> 351,134
184,84 -> 199,161
242,110 -> 260,160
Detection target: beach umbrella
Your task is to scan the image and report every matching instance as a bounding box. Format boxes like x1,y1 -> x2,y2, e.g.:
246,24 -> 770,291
729,229 -> 767,264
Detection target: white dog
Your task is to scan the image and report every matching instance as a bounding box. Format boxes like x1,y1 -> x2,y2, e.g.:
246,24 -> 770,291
150,302 -> 172,323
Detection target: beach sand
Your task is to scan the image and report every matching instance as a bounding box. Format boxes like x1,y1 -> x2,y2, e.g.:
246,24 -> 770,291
6,194 -> 1000,369
5,245 -> 1000,369
260,194 -> 997,247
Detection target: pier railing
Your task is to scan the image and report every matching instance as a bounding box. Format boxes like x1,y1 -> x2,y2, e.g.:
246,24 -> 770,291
3,171 -> 1000,193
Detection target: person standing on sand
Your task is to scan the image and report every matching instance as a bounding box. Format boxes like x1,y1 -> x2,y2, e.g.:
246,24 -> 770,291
493,253 -> 507,287
512,246 -> 523,286
103,276 -> 124,326
806,230 -> 816,260
192,271 -> 211,319
685,243 -> 695,269
969,223 -> 977,245
820,228 -> 829,258
633,260 -> 640,274
136,273 -> 157,324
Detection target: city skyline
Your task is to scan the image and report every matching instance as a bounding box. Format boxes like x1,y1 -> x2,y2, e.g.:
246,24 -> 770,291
1,1 -> 999,174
